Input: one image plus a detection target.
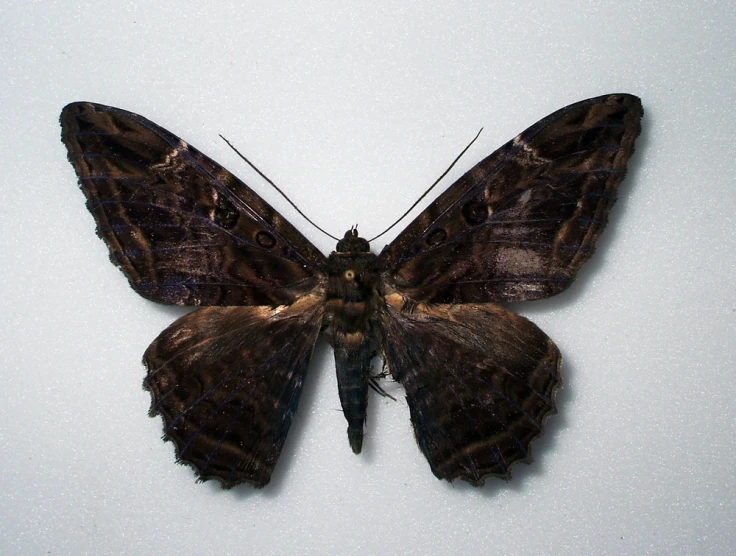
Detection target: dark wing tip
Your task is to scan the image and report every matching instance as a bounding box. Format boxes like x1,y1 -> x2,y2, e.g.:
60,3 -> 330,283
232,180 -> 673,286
60,101 -> 97,127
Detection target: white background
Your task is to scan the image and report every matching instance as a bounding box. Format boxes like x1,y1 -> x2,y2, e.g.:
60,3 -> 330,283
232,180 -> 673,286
1,2 -> 734,555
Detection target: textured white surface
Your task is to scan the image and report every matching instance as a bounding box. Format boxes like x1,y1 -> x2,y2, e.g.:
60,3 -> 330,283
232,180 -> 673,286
1,1 -> 735,555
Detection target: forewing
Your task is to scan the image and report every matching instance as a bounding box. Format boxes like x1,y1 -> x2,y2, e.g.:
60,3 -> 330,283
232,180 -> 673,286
379,94 -> 642,303
143,294 -> 323,488
60,102 -> 326,306
380,293 -> 561,485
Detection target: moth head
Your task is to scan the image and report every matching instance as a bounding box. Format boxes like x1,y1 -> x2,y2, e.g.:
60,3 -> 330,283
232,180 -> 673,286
335,228 -> 370,254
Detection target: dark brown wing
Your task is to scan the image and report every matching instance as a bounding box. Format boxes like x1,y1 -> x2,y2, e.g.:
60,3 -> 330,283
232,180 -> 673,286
143,294 -> 324,488
379,292 -> 561,485
60,102 -> 326,306
378,94 -> 642,303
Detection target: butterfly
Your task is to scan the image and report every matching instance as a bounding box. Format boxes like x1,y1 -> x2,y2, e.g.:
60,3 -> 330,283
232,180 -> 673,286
60,94 -> 642,488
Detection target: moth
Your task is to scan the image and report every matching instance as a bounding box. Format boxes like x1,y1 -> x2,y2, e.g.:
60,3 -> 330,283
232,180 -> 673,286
60,94 -> 642,488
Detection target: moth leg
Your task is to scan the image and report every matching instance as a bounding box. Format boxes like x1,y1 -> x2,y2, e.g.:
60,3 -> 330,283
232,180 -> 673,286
368,375 -> 397,401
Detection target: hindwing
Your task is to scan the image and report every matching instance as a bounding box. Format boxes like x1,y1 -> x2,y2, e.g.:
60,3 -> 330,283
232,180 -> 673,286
379,293 -> 561,483
143,295 -> 324,488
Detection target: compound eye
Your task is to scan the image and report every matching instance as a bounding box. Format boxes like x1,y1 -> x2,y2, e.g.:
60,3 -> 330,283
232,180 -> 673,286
343,269 -> 356,281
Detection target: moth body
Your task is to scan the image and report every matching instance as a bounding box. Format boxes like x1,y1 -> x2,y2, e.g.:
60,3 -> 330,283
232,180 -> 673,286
322,229 -> 382,453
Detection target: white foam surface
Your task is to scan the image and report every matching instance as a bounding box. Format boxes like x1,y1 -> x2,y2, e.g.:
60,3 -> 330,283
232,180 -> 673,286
1,2 -> 734,554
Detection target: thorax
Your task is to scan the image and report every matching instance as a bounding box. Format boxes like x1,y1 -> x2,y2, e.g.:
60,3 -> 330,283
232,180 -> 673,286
322,251 -> 382,348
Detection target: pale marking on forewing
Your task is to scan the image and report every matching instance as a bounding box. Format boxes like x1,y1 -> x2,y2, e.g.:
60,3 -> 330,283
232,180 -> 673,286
150,140 -> 187,171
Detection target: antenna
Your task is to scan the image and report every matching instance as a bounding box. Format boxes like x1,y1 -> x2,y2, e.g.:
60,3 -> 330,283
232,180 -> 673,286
368,128 -> 483,243
220,135 -> 340,242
